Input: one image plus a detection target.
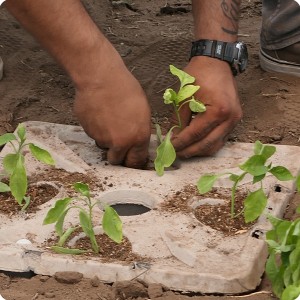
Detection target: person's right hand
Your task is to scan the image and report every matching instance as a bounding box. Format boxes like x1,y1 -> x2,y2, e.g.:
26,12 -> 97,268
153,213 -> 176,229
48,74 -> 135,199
74,40 -> 151,169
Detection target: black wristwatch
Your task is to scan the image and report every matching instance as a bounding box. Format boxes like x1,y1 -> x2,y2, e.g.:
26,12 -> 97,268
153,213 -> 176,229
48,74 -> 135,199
190,39 -> 248,76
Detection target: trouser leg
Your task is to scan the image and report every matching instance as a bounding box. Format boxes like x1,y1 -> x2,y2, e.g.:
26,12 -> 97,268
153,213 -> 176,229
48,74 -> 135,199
261,0 -> 300,50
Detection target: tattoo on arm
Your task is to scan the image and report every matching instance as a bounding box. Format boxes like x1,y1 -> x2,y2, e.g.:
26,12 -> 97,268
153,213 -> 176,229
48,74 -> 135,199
220,0 -> 241,35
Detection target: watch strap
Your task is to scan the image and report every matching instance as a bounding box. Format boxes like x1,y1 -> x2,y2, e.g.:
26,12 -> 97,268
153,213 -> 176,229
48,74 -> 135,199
190,39 -> 240,76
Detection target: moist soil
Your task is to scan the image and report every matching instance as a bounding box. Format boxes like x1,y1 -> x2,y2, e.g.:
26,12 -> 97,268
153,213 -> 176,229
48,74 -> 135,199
1,0 -> 300,299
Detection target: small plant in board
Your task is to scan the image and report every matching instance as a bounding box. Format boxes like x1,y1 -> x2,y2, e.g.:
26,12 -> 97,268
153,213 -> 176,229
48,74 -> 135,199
0,124 -> 55,210
197,141 -> 297,223
265,198 -> 300,300
154,65 -> 206,176
43,182 -> 122,255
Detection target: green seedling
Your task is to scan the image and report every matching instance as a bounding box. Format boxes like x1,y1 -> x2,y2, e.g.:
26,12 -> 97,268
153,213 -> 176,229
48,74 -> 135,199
0,124 -> 55,210
43,182 -> 122,255
265,201 -> 300,300
154,65 -> 206,176
197,141 -> 296,223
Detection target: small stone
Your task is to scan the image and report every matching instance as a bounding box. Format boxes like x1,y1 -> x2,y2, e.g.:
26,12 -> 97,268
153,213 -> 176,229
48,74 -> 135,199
90,275 -> 100,287
147,283 -> 163,298
39,275 -> 50,282
113,280 -> 148,300
54,271 -> 83,284
44,292 -> 55,298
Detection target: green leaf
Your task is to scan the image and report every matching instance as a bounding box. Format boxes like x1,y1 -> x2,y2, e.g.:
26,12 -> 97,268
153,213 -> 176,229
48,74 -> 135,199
73,182 -> 90,198
254,141 -> 276,160
296,175 -> 300,194
169,65 -> 195,88
270,166 -> 294,181
57,226 -> 77,247
163,88 -> 177,105
0,133 -> 16,146
155,124 -> 163,144
29,143 -> 55,165
43,198 -> 72,225
10,154 -> 27,204
297,205 -> 300,214
0,182 -> 10,192
253,173 -> 266,184
177,85 -> 200,104
55,209 -> 70,237
16,124 -> 26,142
281,285 -> 300,300
154,131 -> 176,176
239,155 -> 268,176
3,153 -> 21,175
197,174 -> 219,194
229,174 -> 239,182
267,214 -> 284,229
21,196 -> 31,211
188,98 -> 206,113
244,188 -> 268,223
51,246 -> 86,255
266,251 -> 280,283
102,206 -> 123,243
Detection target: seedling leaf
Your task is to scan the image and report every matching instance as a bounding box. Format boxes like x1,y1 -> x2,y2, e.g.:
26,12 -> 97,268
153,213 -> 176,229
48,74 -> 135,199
43,198 -> 72,224
10,154 -> 27,204
270,166 -> 295,181
177,85 -> 200,104
169,65 -> 195,88
154,131 -> 176,176
57,226 -> 77,247
254,140 -> 276,160
0,133 -> 16,146
239,155 -> 268,176
244,188 -> 268,223
155,124 -> 163,144
102,206 -> 123,243
189,98 -> 206,113
55,209 -> 70,237
51,246 -> 86,255
29,143 -> 55,165
197,174 -> 219,194
253,173 -> 266,184
163,88 -> 177,105
74,182 -> 90,198
281,285 -> 300,300
3,153 -> 21,175
0,182 -> 10,192
17,124 -> 26,142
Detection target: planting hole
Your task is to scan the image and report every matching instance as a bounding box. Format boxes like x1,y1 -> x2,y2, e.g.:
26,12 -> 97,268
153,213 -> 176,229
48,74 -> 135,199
98,190 -> 156,216
274,185 -> 282,192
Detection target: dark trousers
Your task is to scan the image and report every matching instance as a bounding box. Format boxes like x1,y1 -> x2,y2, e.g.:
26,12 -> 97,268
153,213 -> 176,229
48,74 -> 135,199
261,0 -> 300,49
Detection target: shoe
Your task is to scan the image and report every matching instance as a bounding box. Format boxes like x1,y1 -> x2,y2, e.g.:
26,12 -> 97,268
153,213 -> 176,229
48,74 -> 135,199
0,57 -> 3,80
259,42 -> 300,77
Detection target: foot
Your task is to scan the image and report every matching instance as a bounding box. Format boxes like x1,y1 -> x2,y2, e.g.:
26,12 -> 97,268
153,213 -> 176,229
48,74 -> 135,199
259,42 -> 300,77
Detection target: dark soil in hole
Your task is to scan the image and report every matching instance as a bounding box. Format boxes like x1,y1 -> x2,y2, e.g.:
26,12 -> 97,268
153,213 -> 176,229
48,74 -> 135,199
46,231 -> 147,264
161,184 -> 254,235
0,168 -> 105,215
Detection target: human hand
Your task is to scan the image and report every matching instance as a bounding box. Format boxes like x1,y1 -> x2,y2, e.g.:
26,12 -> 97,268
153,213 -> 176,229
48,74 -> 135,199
74,42 -> 151,168
171,56 -> 242,158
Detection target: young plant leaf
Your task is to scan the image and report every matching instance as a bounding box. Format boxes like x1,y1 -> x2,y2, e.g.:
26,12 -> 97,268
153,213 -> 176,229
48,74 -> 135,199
102,206 -> 123,243
0,182 -> 10,192
0,133 -> 16,146
57,226 -> 77,247
254,141 -> 276,160
244,188 -> 268,223
29,143 -> 55,165
17,124 -> 26,142
197,174 -> 219,194
3,153 -> 23,175
239,155 -> 268,176
155,124 -> 163,144
189,98 -> 206,113
51,246 -> 86,255
10,154 -> 27,204
281,285 -> 300,300
55,209 -> 71,237
22,196 -> 31,211
74,182 -> 90,198
169,64 -> 195,88
154,131 -> 176,176
253,173 -> 266,184
163,88 -> 177,105
270,166 -> 295,181
177,85 -> 200,104
43,197 -> 72,224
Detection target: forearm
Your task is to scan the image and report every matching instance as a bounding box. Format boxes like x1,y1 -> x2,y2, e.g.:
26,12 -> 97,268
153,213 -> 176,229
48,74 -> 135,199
192,0 -> 241,41
5,0 -> 114,89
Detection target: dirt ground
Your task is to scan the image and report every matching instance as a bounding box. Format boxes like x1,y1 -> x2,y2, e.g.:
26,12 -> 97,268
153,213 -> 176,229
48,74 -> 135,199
0,0 -> 300,299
